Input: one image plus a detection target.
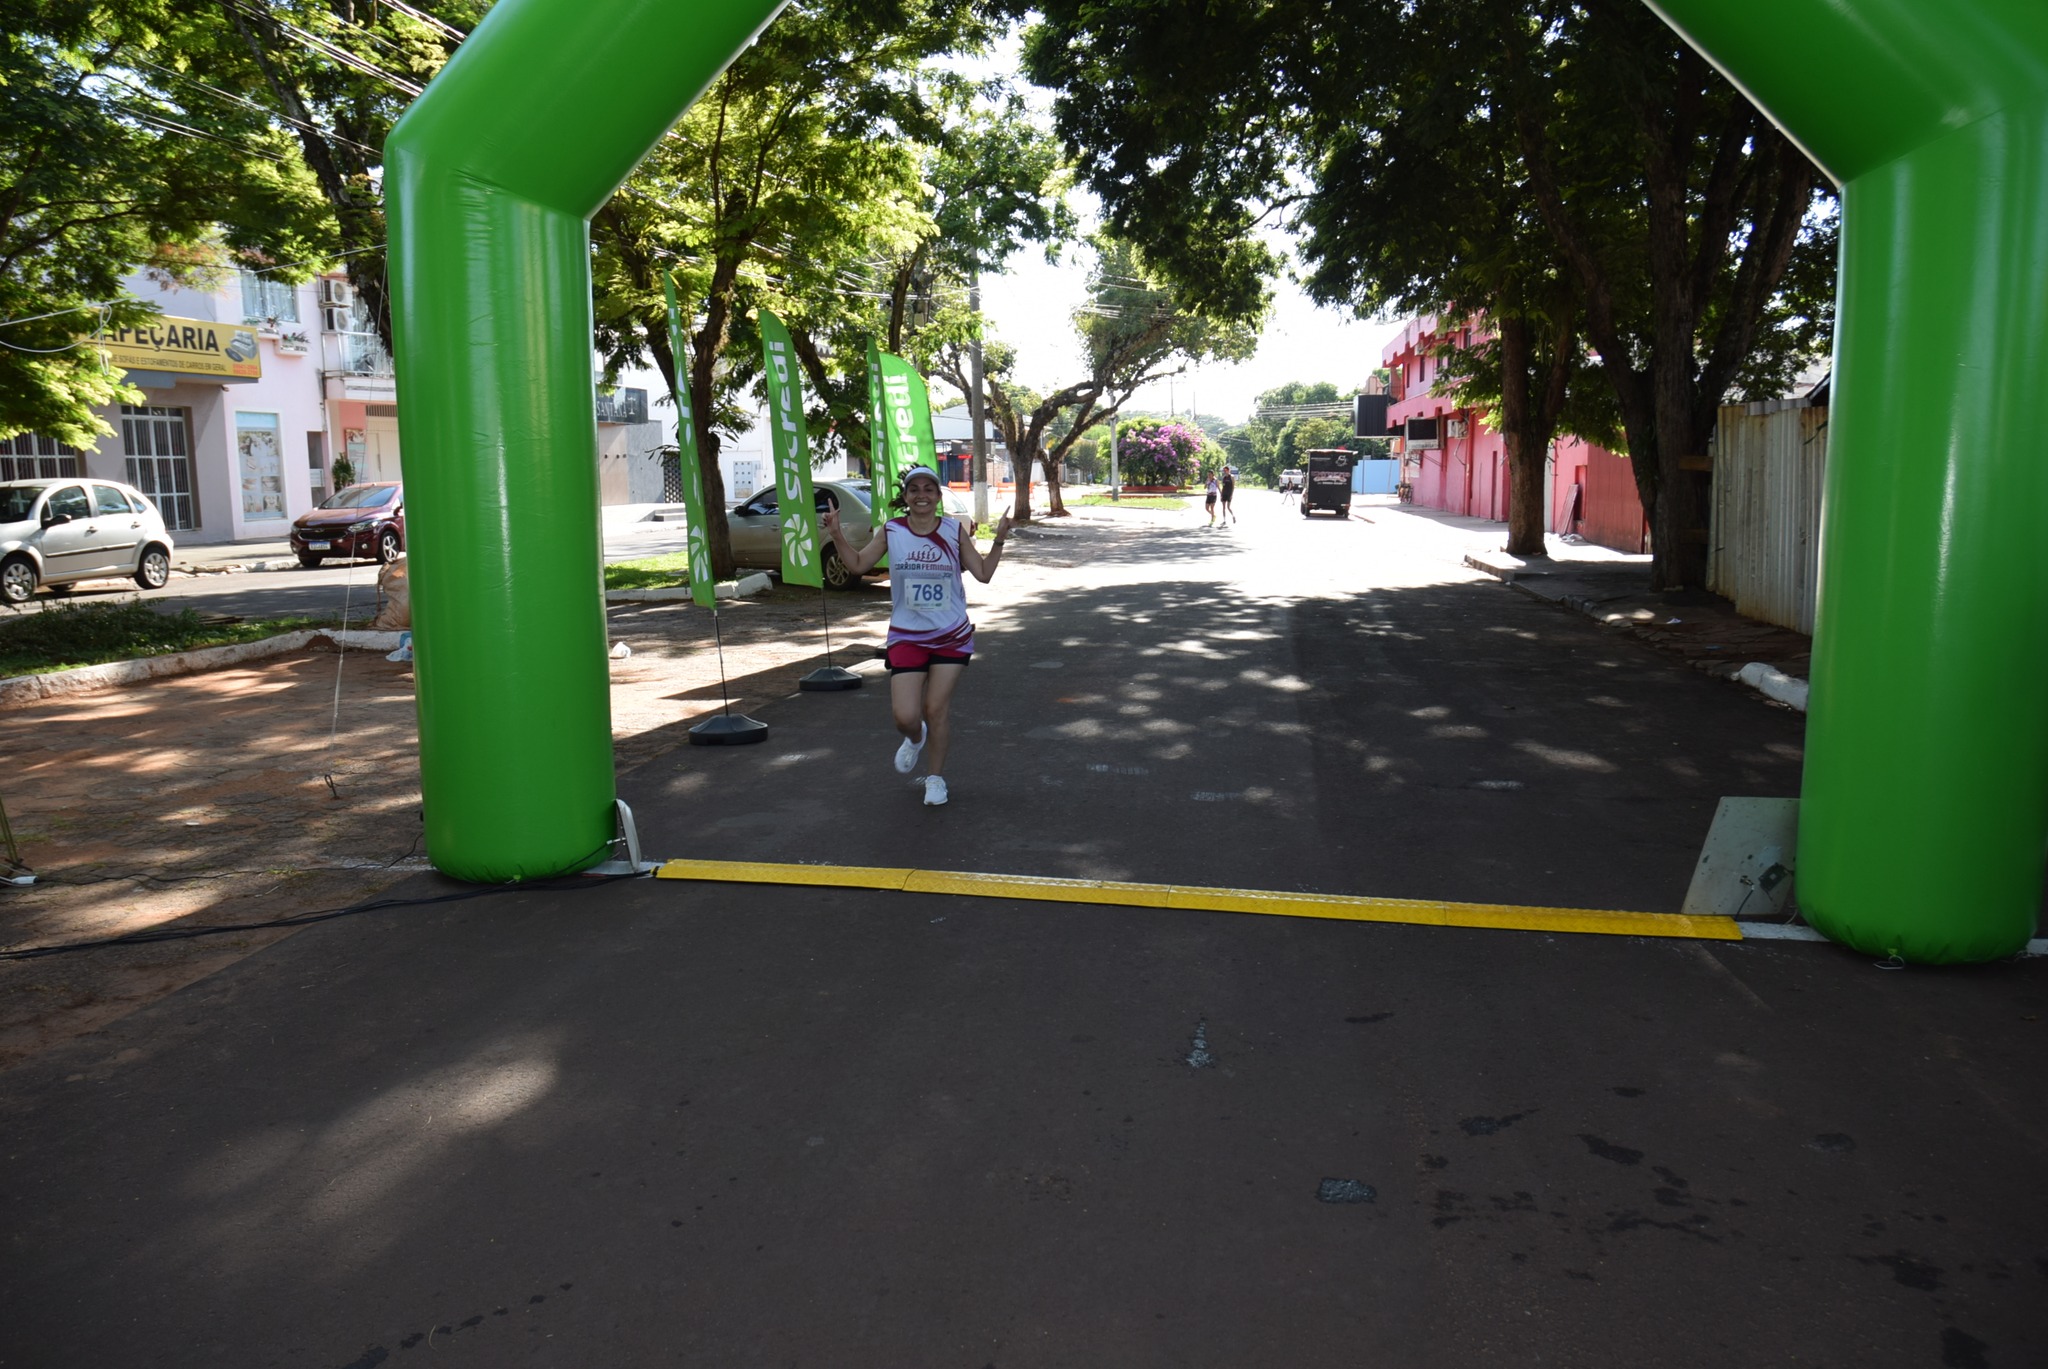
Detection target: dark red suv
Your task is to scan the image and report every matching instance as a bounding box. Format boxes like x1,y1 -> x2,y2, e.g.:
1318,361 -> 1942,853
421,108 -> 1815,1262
291,482 -> 405,567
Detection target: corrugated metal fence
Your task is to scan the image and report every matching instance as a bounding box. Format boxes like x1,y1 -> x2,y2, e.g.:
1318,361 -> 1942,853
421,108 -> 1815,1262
1708,400 -> 1828,634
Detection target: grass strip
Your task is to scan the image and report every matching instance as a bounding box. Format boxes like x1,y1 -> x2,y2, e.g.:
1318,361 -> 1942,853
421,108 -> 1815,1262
1069,494 -> 1190,509
605,552 -> 692,592
0,601 -> 340,677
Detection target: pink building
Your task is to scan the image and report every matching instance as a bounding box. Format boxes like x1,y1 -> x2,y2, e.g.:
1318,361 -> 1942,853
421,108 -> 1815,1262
1382,317 -> 1647,553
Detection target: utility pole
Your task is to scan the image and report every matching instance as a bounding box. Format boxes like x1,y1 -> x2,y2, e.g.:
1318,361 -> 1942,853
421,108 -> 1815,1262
968,271 -> 989,527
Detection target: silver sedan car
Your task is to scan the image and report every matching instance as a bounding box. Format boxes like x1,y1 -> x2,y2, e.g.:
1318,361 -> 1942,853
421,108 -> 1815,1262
726,478 -> 975,589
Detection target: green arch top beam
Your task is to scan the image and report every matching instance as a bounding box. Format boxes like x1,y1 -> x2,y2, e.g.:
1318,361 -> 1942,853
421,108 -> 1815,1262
1649,0 -> 2048,962
1646,0 -> 2048,184
384,0 -> 785,882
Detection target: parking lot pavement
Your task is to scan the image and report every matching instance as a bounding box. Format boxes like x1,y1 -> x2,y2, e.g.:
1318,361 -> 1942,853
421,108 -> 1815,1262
3,490 -> 2043,1366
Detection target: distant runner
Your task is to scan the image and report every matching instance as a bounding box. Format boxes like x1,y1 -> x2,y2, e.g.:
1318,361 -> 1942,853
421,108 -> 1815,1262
821,466 -> 1011,807
1220,464 -> 1237,524
1205,472 -> 1220,526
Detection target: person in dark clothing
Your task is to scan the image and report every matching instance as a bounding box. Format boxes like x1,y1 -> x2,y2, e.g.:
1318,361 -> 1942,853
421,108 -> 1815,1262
1219,465 -> 1237,523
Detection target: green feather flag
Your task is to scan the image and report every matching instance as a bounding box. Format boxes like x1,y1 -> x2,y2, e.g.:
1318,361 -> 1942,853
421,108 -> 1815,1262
759,310 -> 823,589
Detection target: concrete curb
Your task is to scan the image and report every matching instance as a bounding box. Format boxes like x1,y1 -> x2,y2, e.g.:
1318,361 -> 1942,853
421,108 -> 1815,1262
0,629 -> 405,708
1473,561 -> 1815,712
1463,550 -> 1544,582
606,587 -> 695,603
605,572 -> 773,604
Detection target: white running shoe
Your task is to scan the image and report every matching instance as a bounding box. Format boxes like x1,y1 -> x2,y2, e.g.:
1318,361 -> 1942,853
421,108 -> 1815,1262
893,723 -> 927,774
923,775 -> 949,806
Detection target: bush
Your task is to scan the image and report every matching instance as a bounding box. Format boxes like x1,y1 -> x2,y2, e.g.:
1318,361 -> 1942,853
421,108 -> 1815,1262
1114,419 -> 1216,487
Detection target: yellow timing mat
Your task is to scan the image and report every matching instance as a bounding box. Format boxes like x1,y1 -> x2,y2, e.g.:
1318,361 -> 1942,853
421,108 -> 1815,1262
653,858 -> 1744,942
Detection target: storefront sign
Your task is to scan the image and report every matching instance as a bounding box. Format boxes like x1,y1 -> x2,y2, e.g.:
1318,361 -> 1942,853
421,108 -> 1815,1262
102,315 -> 262,381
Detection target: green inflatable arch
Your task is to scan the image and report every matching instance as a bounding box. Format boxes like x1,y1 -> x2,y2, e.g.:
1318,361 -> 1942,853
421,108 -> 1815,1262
384,0 -> 787,882
1651,0 -> 2048,963
387,0 -> 2048,962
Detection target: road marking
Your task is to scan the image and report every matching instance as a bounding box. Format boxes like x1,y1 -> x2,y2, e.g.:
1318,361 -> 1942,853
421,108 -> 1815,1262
652,858 -> 1743,942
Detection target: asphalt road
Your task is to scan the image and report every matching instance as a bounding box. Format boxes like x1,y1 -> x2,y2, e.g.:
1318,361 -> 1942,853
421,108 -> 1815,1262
3,492 -> 2042,1367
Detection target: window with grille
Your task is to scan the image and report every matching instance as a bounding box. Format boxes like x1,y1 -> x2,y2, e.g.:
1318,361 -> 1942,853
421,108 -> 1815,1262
121,405 -> 197,531
238,271 -> 301,325
0,432 -> 83,482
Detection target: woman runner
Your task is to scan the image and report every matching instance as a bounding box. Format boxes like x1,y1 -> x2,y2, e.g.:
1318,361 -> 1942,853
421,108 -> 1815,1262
821,466 -> 1012,806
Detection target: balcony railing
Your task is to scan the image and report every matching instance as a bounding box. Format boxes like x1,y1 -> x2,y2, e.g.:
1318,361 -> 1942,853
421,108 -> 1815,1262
326,330 -> 395,378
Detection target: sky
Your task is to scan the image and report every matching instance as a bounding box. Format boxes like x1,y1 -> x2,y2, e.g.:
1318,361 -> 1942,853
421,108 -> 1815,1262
947,36 -> 1407,427
980,245 -> 1404,426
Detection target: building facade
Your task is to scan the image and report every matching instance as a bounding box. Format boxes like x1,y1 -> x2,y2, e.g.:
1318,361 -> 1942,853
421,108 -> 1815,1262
8,270 -> 674,544
1381,316 -> 1648,553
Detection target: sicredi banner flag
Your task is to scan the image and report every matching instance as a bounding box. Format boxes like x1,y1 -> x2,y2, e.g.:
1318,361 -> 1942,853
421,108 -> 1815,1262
660,274 -> 717,608
866,340 -> 892,568
758,310 -> 823,589
877,349 -> 938,491
905,368 -> 939,474
866,338 -> 894,490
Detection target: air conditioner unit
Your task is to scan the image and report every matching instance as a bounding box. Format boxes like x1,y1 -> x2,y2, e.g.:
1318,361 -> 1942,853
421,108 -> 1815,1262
1446,417 -> 1470,439
319,278 -> 354,307
321,306 -> 352,334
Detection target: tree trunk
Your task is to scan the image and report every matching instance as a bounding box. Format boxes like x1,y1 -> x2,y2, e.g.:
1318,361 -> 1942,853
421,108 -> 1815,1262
1010,436 -> 1036,523
1043,458 -> 1067,516
1651,391 -> 1714,589
1493,315 -> 1547,557
691,251 -> 746,579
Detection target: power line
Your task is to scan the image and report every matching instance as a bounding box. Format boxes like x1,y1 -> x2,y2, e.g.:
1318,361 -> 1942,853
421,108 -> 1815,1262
374,0 -> 468,42
134,57 -> 384,159
122,106 -> 294,163
218,0 -> 423,98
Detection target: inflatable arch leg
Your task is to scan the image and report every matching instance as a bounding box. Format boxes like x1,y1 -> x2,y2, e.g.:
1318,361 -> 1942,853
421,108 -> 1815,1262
384,0 -> 785,881
1649,1 -> 2048,962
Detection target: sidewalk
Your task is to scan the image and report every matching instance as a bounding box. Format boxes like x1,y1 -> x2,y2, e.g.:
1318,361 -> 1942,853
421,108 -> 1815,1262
172,537 -> 296,573
1356,497 -> 1814,704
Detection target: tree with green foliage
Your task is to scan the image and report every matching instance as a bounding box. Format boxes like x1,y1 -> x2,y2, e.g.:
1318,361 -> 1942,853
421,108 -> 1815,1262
927,237 -> 1259,521
1021,0 -> 1835,585
588,0 -> 997,576
777,92 -> 1076,485
1223,381 -> 1342,487
1,0 -> 475,442
201,0 -> 474,353
2,1 -> 338,443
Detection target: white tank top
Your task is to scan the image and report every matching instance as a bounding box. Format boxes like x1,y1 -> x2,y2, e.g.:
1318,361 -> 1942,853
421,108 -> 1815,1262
885,515 -> 974,652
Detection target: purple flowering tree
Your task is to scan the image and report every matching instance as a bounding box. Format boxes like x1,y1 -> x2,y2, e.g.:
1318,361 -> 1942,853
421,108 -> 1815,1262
1115,418 -> 1215,488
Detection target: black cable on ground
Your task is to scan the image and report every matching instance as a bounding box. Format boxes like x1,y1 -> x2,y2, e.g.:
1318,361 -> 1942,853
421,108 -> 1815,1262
0,863 -> 641,963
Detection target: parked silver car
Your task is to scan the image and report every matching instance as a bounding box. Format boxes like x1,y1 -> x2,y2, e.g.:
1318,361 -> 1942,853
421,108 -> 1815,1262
727,478 -> 979,589
0,478 -> 175,604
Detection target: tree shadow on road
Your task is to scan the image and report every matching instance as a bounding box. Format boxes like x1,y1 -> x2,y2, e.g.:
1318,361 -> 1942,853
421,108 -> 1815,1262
622,566 -> 1810,915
